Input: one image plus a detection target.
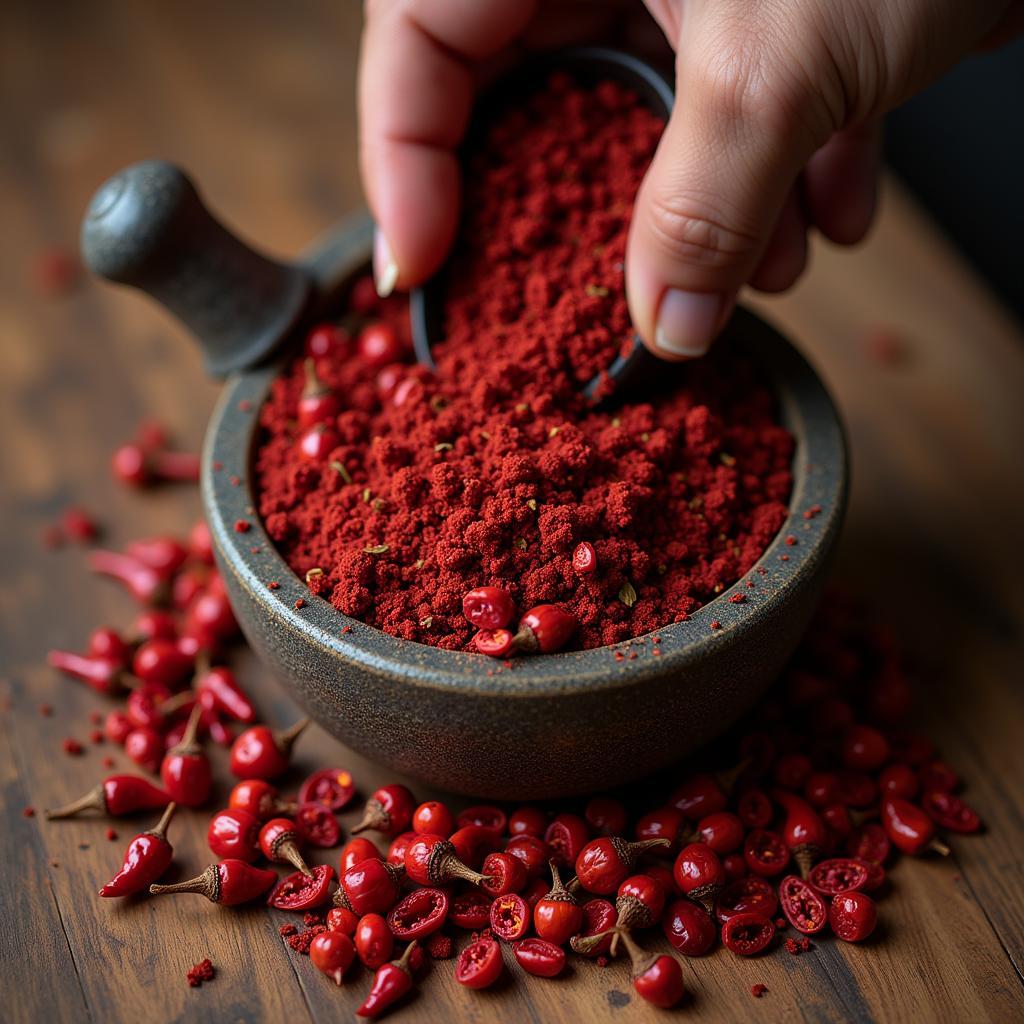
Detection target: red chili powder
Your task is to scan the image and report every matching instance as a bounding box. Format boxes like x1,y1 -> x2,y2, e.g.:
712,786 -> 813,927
255,76 -> 792,651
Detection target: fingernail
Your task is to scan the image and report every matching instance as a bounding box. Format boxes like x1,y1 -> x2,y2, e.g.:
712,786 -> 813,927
373,228 -> 399,298
654,289 -> 723,358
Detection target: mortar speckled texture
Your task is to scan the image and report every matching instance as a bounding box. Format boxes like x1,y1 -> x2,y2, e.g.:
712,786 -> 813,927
202,214 -> 848,799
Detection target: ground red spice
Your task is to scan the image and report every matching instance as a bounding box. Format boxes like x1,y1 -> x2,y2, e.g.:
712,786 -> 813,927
287,925 -> 327,954
426,932 -> 453,959
255,76 -> 793,651
279,923 -> 298,937
186,959 -> 215,987
752,984 -> 768,998
61,738 -> 83,756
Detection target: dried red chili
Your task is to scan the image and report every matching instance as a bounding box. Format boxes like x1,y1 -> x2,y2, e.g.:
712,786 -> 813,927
386,887 -> 449,941
267,864 -> 335,911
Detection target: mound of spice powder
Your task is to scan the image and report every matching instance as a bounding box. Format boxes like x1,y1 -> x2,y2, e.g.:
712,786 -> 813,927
255,75 -> 793,650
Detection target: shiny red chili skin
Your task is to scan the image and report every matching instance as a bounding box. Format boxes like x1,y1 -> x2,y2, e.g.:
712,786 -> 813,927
847,823 -> 891,864
807,858 -> 871,896
505,834 -> 550,880
295,802 -> 342,848
149,859 -> 278,905
340,837 -> 382,874
462,587 -> 515,630
268,864 -> 335,911
644,862 -> 682,897
298,358 -> 342,428
879,763 -> 919,800
310,930 -> 356,985
197,666 -> 255,724
822,802 -> 853,841
404,833 -> 482,886
632,953 -> 685,1009
455,935 -> 503,989
127,684 -> 172,731
229,726 -> 292,780
670,773 -> 727,818
921,790 -> 981,833
743,829 -> 791,877
353,784 -> 416,838
544,813 -> 590,867
509,806 -> 547,838
837,770 -> 878,808
298,423 -> 341,462
585,797 -> 628,837
635,807 -> 687,854
672,843 -> 726,903
298,767 -> 356,811
386,887 -> 449,940
779,875 -> 829,934
355,913 -> 395,969
160,746 -> 211,809
533,865 -> 583,946
457,804 -> 507,838
386,831 -> 417,868
575,837 -> 635,895
327,906 -> 360,934
919,760 -> 959,793
340,858 -> 404,915
45,774 -> 171,819
356,942 -> 419,1019
450,890 -> 492,930
208,807 -> 261,862
715,876 -> 778,926
695,811 -> 745,854
305,322 -> 350,361
514,938 -> 565,977
842,724 -> 891,772
490,893 -> 530,942
829,891 -> 878,942
882,798 -> 941,855
475,629 -> 514,657
573,898 -> 617,957
481,852 -> 527,896
617,874 -> 666,926
105,710 -> 133,745
98,804 -> 176,897
412,801 -> 454,837
571,541 -> 598,576
514,604 -> 576,653
132,639 -> 193,689
357,321 -> 404,369
722,854 -> 747,882
663,899 -> 716,956
522,877 -> 550,910
87,626 -> 132,664
228,779 -> 291,821
804,772 -> 842,807
125,726 -> 164,773
721,912 -> 775,956
449,824 -> 500,869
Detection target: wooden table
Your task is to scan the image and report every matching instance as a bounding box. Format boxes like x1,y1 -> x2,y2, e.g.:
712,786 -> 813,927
1,2 -> 1022,1021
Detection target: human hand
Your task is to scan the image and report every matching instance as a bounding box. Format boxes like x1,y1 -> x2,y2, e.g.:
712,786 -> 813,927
358,0 -> 1020,358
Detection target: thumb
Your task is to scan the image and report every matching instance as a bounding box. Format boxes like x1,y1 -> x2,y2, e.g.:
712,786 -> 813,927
627,21 -> 828,358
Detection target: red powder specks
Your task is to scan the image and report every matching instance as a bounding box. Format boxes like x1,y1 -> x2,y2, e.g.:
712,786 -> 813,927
61,738 -> 84,756
710,620 -> 722,631
238,400 -> 252,412
38,704 -> 53,717
105,827 -> 118,841
279,923 -> 298,937
294,599 -> 306,610
751,983 -> 768,998
90,730 -> 104,744
102,756 -> 116,769
253,77 -> 792,653
785,535 -> 798,546
729,594 -> 746,604
22,806 -> 35,818
267,581 -> 280,590
234,519 -> 251,533
88,710 -> 102,725
803,504 -> 822,520
186,959 -> 215,987
426,932 -> 453,959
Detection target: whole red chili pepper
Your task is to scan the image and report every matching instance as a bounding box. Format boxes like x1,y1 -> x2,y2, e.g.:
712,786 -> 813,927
149,859 -> 277,905
334,858 -> 405,915
298,358 -> 343,428
404,833 -> 490,887
462,586 -> 515,630
197,663 -> 255,723
356,940 -> 419,1018
341,836 -> 383,874
160,704 -> 211,808
511,604 -> 577,654
228,778 -> 295,821
617,930 -> 686,1009
125,537 -> 189,580
111,441 -> 200,486
45,774 -> 170,820
208,807 -> 262,862
88,549 -> 170,605
47,649 -> 130,696
673,842 -> 726,915
228,719 -> 308,780
259,817 -> 312,875
533,860 -> 584,946
351,783 -> 416,837
87,626 -> 132,665
98,802 -> 177,897
773,789 -> 828,877
185,585 -> 239,649
882,798 -> 950,856
574,836 -> 670,895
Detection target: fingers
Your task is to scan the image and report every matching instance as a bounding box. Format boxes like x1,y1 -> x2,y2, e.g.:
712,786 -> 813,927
358,0 -> 536,294
747,184 -> 810,294
804,122 -> 881,246
626,13 -> 828,360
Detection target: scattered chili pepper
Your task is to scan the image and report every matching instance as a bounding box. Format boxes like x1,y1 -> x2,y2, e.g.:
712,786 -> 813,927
259,817 -> 313,875
268,864 -> 335,912
533,860 -> 583,946
150,859 -> 277,905
356,941 -> 419,1018
186,959 -> 215,987
98,802 -> 176,897
47,649 -> 130,696
112,441 -> 200,487
45,774 -> 170,820
228,719 -> 308,780
310,930 -> 356,985
351,783 -> 416,837
386,887 -> 449,941
160,704 -> 211,808
575,836 -> 669,895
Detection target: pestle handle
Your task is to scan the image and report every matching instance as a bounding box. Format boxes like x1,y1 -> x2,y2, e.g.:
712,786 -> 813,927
80,160 -> 312,376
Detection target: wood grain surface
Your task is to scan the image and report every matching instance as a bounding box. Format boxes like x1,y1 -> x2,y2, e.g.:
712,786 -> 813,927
1,2 -> 1022,1022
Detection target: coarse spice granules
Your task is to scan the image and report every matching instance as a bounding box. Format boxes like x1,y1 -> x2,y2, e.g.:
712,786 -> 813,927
255,76 -> 793,650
